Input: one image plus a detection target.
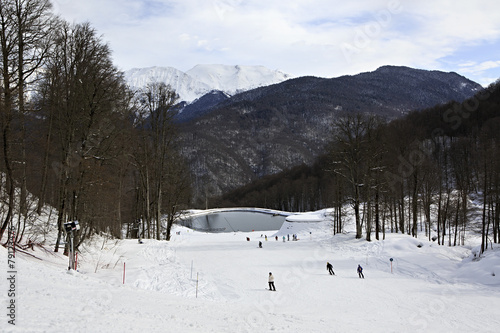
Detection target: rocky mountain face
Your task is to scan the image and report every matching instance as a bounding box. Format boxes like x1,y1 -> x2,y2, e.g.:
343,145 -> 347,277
175,90 -> 231,123
177,66 -> 482,202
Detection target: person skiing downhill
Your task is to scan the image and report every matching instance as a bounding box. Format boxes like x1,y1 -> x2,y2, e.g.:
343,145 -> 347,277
326,262 -> 335,275
357,264 -> 364,279
268,272 -> 276,291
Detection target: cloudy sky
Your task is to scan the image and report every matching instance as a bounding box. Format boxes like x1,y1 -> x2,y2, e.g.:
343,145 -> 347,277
53,0 -> 500,86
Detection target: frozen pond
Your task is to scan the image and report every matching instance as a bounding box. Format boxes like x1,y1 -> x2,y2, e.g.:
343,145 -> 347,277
177,208 -> 291,232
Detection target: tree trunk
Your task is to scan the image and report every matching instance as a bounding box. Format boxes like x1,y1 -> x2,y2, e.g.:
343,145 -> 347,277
399,193 -> 405,234
481,164 -> 488,254
366,198 -> 372,242
412,171 -> 418,238
453,198 -> 460,246
156,187 -> 161,240
37,108 -> 53,214
375,188 -> 380,241
354,185 -> 362,239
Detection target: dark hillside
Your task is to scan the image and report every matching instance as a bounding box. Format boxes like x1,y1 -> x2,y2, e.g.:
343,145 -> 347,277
179,66 -> 482,203
212,80 -> 500,211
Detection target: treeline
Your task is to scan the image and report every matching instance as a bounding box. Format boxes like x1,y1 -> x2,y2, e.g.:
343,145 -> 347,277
214,81 -> 500,253
0,1 -> 191,250
214,159 -> 332,211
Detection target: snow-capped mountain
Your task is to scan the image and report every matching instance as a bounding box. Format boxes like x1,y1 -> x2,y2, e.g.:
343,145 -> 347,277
124,66 -> 211,102
186,64 -> 292,96
124,64 -> 292,102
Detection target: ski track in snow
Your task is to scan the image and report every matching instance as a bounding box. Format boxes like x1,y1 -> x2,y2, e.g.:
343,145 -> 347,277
1,217 -> 500,333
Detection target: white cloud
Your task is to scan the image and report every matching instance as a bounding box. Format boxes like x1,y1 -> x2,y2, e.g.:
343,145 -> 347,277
53,0 -> 500,83
454,60 -> 500,86
462,60 -> 500,72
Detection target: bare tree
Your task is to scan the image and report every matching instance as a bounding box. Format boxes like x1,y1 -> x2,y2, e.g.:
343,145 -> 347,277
132,81 -> 190,240
478,117 -> 500,253
329,113 -> 378,239
0,0 -> 55,242
0,0 -> 18,242
162,149 -> 192,240
39,21 -> 130,251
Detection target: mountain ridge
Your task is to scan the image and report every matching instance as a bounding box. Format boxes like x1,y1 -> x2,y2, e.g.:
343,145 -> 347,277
177,66 -> 483,203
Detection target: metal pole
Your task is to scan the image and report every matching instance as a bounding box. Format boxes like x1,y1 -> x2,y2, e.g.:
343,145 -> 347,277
71,233 -> 75,269
68,232 -> 74,270
196,272 -> 199,298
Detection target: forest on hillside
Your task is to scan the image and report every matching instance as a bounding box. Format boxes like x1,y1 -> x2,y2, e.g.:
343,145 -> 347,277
0,1 -> 191,251
214,81 -> 500,253
179,66 -> 481,201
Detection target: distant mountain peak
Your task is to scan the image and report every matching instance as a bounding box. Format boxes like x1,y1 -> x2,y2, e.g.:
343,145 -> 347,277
124,64 -> 292,102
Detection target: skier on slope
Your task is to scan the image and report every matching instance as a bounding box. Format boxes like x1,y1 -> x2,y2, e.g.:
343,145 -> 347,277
268,272 -> 276,291
357,264 -> 364,279
326,262 -> 335,275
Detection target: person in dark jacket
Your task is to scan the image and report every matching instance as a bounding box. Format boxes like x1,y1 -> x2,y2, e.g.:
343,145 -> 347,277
326,262 -> 335,275
357,264 -> 364,278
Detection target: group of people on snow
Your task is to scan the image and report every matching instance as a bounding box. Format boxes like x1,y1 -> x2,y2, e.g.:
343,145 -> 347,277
261,234 -> 298,243
325,262 -> 363,278
257,233 -> 364,290
267,263 -> 365,290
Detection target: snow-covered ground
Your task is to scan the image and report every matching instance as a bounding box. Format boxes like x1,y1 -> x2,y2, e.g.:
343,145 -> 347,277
1,210 -> 499,332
